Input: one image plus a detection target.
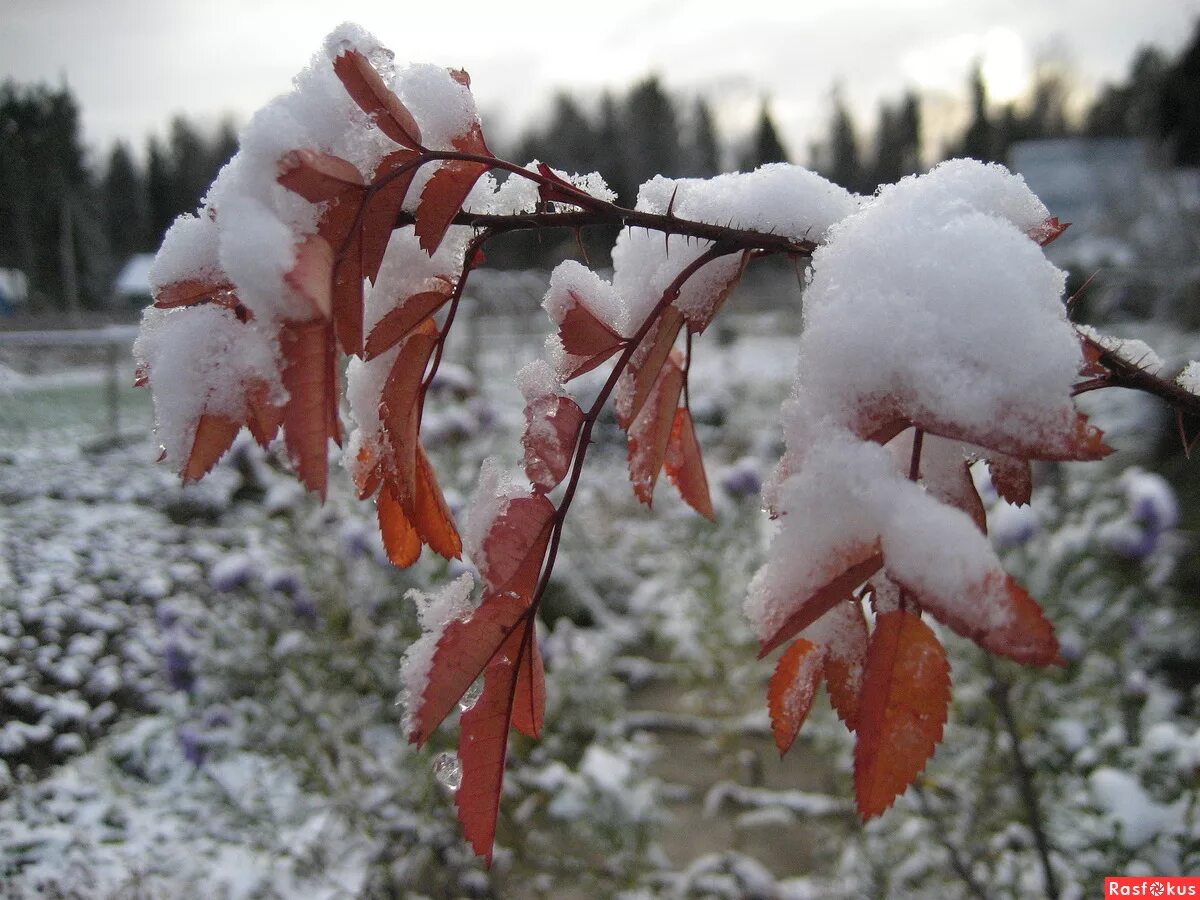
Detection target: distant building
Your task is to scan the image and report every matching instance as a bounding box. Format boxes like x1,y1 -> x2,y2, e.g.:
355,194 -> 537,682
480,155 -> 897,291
113,254 -> 155,309
0,269 -> 29,316
1009,138 -> 1200,322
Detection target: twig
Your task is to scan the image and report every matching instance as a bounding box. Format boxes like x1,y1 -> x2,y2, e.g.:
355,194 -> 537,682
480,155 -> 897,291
913,782 -> 991,900
985,657 -> 1060,900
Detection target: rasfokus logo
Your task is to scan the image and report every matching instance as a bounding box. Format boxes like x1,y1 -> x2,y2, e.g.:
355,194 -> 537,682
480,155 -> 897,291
1106,877 -> 1200,897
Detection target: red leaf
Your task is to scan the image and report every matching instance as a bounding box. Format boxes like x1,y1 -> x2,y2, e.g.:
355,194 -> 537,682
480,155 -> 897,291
411,591 -> 528,745
378,318 -> 439,511
277,149 -> 365,202
245,380 -> 283,448
411,443 -> 462,560
854,609 -> 950,819
378,482 -> 422,568
1029,216 -> 1069,247
521,394 -> 584,492
664,407 -> 716,521
557,301 -> 625,380
364,282 -> 453,360
333,49 -> 422,149
332,226 -> 364,356
988,453 -> 1033,506
284,235 -> 334,321
627,351 -> 685,506
479,494 -> 556,601
183,414 -> 240,483
457,639 -> 524,867
414,158 -> 490,255
898,571 -> 1062,667
768,638 -> 825,755
279,319 -> 339,499
361,151 -> 420,283
621,306 -> 684,428
535,162 -> 584,207
823,600 -> 869,732
511,627 -> 546,739
683,251 -> 750,334
316,191 -> 365,249
758,551 -> 884,658
153,279 -> 237,310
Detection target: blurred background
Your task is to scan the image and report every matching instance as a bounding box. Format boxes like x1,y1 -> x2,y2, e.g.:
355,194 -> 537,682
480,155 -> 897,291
2,3 -> 1200,897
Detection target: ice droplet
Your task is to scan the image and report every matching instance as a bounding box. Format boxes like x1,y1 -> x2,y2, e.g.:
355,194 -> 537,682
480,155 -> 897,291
433,752 -> 462,791
459,679 -> 484,712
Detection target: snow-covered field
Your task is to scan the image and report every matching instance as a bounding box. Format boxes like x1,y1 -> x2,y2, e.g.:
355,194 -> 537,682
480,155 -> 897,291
0,308 -> 1197,897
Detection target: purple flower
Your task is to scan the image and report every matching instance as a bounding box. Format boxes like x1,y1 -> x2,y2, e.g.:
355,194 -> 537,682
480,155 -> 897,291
208,554 -> 257,593
1102,521 -> 1159,560
163,641 -> 196,693
720,458 -> 762,498
178,725 -> 205,767
291,590 -> 319,622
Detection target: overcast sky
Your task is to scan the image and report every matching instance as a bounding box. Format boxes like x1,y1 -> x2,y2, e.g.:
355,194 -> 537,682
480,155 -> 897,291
3,0 -> 1198,165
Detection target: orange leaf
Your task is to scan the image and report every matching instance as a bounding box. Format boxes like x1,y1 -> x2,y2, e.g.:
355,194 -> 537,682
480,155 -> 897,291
279,319 -> 339,499
378,483 -> 421,568
855,609 -> 950,819
412,591 -> 529,746
277,149 -> 365,202
521,394 -> 584,492
411,444 -> 462,560
362,150 -> 420,283
479,494 -> 556,601
333,48 -> 422,149
364,284 -> 453,360
284,235 -> 334,321
183,414 -> 240,483
621,306 -> 684,429
627,351 -> 685,506
823,600 -> 869,732
758,551 -> 884,658
768,638 -> 825,755
898,571 -> 1062,667
664,407 -> 716,521
378,318 -> 439,511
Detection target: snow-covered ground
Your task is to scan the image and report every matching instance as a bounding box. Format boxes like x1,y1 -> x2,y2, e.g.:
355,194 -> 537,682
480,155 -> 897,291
0,310 -> 1197,897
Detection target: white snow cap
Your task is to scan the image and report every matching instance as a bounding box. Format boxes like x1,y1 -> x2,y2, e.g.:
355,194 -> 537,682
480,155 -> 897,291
134,305 -> 284,469
613,165 -> 861,330
747,159 -> 1077,644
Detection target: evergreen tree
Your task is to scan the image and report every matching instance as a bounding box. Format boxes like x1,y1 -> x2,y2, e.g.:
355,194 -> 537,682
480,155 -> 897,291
102,142 -> 149,259
686,97 -> 721,177
0,80 -> 108,312
741,100 -> 788,170
959,63 -> 997,162
1161,21 -> 1200,166
824,86 -> 865,192
1086,46 -> 1169,138
622,76 -> 682,197
597,91 -> 632,202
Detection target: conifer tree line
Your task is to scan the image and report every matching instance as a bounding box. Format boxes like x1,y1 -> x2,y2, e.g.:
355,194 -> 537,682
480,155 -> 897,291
1,22 -> 1198,313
